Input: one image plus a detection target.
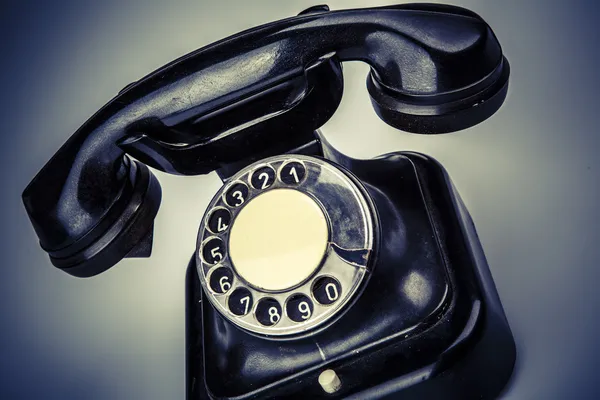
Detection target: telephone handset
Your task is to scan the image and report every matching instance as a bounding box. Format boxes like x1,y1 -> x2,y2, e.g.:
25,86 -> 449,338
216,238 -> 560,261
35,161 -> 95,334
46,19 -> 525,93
22,3 -> 515,399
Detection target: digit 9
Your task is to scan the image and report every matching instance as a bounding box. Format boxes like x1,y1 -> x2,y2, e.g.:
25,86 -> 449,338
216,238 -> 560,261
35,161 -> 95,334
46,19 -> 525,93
286,294 -> 314,322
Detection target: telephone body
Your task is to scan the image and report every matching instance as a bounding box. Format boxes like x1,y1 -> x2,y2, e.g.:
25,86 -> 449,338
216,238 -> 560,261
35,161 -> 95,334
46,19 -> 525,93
22,4 -> 516,399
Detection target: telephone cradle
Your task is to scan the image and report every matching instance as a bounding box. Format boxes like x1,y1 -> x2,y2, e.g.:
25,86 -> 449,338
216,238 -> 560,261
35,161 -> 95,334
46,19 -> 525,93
22,4 -> 516,399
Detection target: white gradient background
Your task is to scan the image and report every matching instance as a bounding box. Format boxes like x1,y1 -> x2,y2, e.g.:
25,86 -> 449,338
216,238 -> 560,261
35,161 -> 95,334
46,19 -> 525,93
1,0 -> 599,398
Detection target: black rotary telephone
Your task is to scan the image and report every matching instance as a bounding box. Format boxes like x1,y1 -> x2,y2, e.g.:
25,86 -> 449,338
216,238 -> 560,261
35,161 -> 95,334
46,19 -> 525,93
22,4 -> 515,399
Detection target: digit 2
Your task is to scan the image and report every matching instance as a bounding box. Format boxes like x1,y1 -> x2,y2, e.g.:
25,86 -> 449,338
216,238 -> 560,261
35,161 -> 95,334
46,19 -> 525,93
251,166 -> 275,190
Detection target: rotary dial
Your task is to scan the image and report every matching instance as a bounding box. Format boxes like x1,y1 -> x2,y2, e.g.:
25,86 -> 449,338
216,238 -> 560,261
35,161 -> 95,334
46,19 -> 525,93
196,155 -> 375,336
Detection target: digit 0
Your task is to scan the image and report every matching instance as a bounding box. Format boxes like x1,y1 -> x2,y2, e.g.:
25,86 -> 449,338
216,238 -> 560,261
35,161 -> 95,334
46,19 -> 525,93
325,283 -> 339,301
313,276 -> 341,305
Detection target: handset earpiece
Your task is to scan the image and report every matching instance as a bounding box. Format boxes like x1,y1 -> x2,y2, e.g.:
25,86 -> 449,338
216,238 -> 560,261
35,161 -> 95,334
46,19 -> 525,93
23,3 -> 509,277
364,4 -> 510,133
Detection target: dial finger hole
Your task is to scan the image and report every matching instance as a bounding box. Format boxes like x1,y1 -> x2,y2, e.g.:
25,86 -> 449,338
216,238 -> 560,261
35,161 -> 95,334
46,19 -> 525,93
286,294 -> 314,322
209,267 -> 233,294
279,161 -> 306,185
207,208 -> 231,234
250,166 -> 276,190
228,287 -> 253,316
201,237 -> 226,265
312,276 -> 342,305
255,298 -> 282,326
224,182 -> 249,207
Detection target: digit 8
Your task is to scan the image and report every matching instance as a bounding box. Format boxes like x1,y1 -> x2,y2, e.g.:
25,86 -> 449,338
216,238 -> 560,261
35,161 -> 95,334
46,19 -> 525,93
268,307 -> 280,324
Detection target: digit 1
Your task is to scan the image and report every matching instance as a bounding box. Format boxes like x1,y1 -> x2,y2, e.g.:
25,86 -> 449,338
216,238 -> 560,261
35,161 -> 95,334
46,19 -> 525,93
289,166 -> 299,183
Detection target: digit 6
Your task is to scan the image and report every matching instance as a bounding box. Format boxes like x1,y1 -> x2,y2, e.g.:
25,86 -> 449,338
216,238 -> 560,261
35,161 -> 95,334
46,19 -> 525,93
219,276 -> 231,292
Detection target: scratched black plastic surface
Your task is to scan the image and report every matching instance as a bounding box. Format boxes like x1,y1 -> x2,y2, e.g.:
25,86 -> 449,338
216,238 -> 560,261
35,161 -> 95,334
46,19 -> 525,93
22,3 -> 508,277
185,146 -> 515,399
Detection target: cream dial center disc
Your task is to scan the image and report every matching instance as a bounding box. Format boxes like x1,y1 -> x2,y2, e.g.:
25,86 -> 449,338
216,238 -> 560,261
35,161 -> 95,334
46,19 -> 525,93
228,188 -> 329,291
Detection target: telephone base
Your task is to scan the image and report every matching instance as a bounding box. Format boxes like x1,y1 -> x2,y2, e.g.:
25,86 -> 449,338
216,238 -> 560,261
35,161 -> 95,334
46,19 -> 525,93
185,151 -> 515,399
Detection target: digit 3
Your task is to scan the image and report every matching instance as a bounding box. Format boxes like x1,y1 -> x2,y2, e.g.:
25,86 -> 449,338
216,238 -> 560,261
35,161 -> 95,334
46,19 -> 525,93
224,182 -> 249,207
